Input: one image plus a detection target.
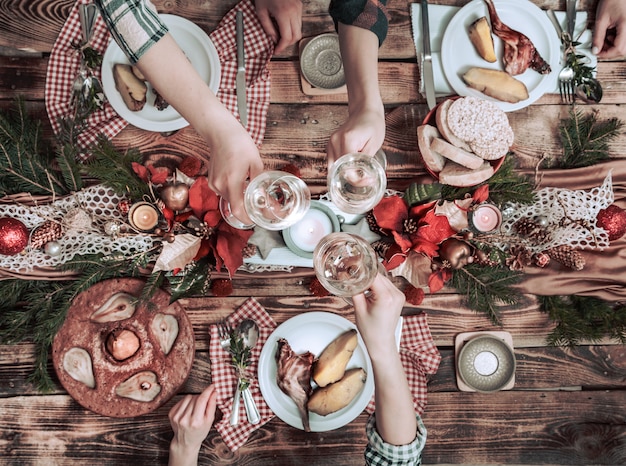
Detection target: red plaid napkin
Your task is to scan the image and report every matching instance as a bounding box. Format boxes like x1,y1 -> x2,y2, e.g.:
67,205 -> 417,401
365,313 -> 441,416
45,0 -> 272,159
45,0 -> 122,155
209,298 -> 277,452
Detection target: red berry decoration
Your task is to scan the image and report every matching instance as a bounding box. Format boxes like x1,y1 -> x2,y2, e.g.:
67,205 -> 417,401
596,204 -> 626,241
0,217 -> 29,255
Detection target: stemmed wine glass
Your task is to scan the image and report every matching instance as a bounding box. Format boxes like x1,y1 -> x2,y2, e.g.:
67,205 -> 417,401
327,149 -> 387,214
219,170 -> 311,231
313,232 -> 380,298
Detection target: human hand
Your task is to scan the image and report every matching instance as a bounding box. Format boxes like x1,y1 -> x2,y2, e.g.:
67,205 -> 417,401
326,105 -> 386,167
254,0 -> 303,54
168,385 -> 218,466
352,274 -> 405,359
206,124 -> 264,226
592,0 -> 626,59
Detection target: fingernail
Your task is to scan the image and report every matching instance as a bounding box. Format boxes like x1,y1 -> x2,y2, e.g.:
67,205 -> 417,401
592,46 -> 600,55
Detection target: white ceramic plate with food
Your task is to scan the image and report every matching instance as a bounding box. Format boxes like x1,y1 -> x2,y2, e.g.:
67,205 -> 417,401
101,14 -> 220,131
441,0 -> 559,112
258,312 -> 374,432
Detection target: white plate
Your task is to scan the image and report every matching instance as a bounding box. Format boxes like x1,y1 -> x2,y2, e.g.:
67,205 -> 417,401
441,0 -> 560,112
101,14 -> 221,131
258,312 -> 374,432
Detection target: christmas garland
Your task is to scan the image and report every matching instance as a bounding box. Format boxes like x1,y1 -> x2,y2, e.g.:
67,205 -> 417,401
0,100 -> 624,393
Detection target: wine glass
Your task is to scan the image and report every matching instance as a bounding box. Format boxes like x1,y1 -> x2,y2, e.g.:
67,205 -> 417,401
220,171 -> 311,231
327,150 -> 387,214
313,232 -> 380,298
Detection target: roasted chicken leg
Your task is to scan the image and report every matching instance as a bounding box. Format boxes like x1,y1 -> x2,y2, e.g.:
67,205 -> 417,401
275,338 -> 315,432
485,0 -> 551,76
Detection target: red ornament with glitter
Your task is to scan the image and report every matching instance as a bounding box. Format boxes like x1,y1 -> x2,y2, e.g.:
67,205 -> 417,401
0,217 -> 30,255
596,204 -> 626,241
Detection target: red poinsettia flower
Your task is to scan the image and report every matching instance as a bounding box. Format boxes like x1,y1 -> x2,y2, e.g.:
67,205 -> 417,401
373,195 -> 456,268
131,161 -> 169,185
185,176 -> 253,277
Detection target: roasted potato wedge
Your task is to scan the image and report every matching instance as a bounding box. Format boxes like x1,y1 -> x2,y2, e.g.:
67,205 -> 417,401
308,368 -> 367,416
312,329 -> 358,388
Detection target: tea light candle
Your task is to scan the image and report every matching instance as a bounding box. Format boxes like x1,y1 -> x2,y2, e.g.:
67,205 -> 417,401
470,204 -> 502,233
129,202 -> 160,232
289,208 -> 334,252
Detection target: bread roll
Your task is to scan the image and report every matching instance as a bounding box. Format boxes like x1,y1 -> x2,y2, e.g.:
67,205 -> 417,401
417,124 -> 446,172
431,137 -> 484,170
438,161 -> 494,187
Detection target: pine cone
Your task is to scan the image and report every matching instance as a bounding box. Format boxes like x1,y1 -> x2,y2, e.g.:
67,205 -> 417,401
403,217 -> 419,234
30,220 -> 63,249
544,245 -> 585,271
371,240 -> 392,259
513,217 -> 538,235
365,211 -> 384,235
505,245 -> 532,271
513,217 -> 552,246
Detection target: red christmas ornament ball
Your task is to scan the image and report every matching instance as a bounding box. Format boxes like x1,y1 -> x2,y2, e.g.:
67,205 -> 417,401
0,217 -> 30,255
596,204 -> 626,241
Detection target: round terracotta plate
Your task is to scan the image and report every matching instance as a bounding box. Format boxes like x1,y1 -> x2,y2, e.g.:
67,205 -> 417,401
52,278 -> 195,418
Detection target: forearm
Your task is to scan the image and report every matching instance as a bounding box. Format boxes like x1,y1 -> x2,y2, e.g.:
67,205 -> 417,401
168,440 -> 199,466
370,348 -> 418,445
135,34 -> 242,148
337,23 -> 383,116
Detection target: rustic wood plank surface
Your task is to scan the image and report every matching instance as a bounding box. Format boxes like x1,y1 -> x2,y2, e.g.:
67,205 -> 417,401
1,0 -> 625,465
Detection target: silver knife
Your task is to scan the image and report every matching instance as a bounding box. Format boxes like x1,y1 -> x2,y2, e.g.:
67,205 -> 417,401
421,0 -> 436,110
236,11 -> 248,127
565,0 -> 576,40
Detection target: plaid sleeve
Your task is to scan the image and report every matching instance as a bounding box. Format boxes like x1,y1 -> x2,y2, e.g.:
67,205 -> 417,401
364,413 -> 426,465
94,0 -> 168,63
328,0 -> 389,46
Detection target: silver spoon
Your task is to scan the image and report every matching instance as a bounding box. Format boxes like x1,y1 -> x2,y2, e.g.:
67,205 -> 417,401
229,319 -> 261,425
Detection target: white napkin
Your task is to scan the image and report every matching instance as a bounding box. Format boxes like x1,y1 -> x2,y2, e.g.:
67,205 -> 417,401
410,3 -> 595,97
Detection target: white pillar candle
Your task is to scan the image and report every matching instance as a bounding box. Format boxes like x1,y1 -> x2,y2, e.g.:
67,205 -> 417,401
470,204 -> 502,233
288,208 -> 334,252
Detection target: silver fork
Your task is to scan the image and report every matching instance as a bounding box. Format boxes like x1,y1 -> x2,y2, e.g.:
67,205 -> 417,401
216,319 -> 232,350
547,9 -> 576,104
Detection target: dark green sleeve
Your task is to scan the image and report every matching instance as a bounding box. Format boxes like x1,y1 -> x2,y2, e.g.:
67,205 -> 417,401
329,0 -> 389,46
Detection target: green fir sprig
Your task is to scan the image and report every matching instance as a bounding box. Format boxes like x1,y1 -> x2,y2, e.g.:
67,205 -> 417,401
448,263 -> 525,325
539,295 -> 626,347
0,99 -> 81,197
557,107 -> 624,169
229,330 -> 252,391
83,135 -> 150,201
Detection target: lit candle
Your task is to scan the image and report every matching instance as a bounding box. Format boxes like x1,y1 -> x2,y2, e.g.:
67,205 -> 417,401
288,208 -> 334,253
129,202 -> 160,232
470,204 -> 502,233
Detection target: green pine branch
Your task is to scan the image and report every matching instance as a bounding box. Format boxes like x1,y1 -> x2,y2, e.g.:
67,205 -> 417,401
83,136 -> 150,201
0,99 -> 70,197
539,295 -> 626,347
450,264 -> 525,325
558,107 -> 624,168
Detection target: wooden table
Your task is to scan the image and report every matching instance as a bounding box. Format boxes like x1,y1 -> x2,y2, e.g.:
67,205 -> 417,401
1,0 -> 625,464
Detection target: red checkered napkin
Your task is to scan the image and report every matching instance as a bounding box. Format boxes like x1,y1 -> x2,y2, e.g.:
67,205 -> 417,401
209,298 -> 277,452
45,0 -> 124,157
45,0 -> 272,160
210,0 -> 274,147
365,313 -> 441,416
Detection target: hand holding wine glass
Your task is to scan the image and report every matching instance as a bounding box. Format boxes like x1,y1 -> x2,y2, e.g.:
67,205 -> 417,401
327,150 -> 387,214
220,171 -> 311,231
313,232 -> 380,298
